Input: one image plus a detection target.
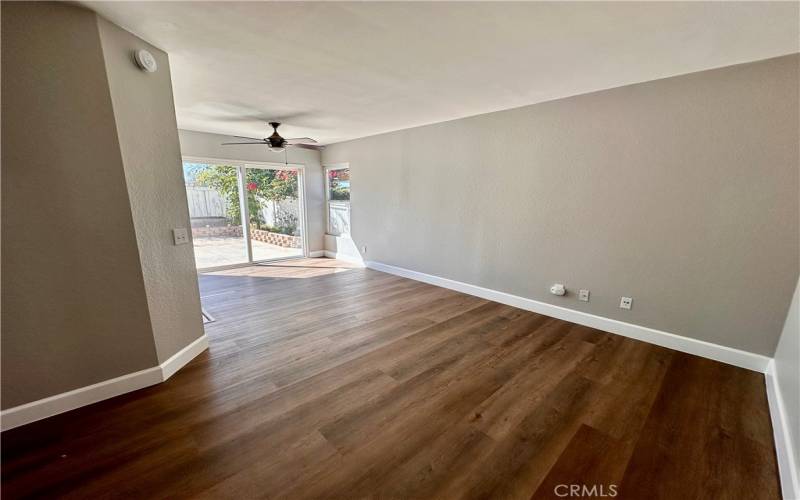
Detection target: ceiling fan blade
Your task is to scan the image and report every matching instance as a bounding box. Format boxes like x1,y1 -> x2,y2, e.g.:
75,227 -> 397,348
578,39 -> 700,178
230,135 -> 265,141
221,141 -> 268,145
285,137 -> 318,144
291,143 -> 325,151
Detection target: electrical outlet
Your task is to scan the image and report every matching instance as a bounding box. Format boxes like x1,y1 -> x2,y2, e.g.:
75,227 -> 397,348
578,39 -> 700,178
578,289 -> 590,302
620,297 -> 633,310
173,228 -> 189,245
362,245 -> 367,253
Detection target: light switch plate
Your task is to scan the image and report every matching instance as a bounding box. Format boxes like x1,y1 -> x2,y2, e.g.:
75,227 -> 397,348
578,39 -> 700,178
173,228 -> 189,245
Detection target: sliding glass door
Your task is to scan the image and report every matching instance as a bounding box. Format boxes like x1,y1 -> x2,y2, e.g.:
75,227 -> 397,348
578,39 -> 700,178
245,166 -> 304,262
183,162 -> 248,268
182,159 -> 306,270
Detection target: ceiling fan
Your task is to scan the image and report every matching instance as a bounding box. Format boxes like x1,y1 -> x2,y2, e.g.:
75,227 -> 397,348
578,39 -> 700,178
221,122 -> 322,152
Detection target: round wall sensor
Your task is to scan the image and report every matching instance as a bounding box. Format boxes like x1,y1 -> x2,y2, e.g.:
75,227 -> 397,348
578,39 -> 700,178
133,49 -> 158,73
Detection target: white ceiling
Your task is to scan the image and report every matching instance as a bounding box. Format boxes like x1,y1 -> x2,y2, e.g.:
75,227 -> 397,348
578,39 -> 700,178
85,1 -> 799,145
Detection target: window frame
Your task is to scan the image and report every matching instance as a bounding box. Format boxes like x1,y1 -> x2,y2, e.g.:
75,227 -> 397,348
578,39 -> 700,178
324,163 -> 351,237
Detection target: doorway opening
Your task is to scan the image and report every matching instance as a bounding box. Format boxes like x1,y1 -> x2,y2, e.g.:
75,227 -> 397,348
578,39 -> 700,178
182,157 -> 308,270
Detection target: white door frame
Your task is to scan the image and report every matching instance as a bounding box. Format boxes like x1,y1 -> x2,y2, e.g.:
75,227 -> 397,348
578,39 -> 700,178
182,156 -> 309,271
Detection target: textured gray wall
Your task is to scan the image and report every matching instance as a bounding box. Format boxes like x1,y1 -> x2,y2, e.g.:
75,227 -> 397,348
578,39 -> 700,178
1,2 -> 208,408
1,2 -> 159,408
322,55 -> 799,356
98,17 -> 205,363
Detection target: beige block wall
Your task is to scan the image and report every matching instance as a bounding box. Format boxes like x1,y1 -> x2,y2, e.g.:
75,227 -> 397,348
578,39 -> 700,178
322,54 -> 800,356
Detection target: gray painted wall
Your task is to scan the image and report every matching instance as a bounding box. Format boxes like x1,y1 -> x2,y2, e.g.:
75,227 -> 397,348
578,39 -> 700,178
322,54 -> 800,356
98,18 -> 204,363
1,2 -> 205,408
178,129 -> 325,254
1,2 -> 159,408
774,278 -> 799,477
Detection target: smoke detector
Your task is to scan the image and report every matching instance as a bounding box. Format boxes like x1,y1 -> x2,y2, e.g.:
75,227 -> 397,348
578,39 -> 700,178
133,49 -> 158,73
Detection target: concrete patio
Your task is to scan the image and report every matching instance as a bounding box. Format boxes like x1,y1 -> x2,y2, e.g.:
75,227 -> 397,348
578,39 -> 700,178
192,236 -> 302,269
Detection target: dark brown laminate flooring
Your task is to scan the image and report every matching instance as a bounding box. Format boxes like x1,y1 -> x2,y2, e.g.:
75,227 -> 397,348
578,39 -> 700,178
1,258 -> 780,499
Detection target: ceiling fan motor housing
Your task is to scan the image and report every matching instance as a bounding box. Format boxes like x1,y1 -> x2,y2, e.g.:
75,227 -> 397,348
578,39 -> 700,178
268,122 -> 286,150
219,122 -> 320,151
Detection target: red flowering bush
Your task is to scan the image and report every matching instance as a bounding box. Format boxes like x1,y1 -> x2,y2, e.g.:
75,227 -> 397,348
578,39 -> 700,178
192,165 -> 299,231
276,170 -> 296,181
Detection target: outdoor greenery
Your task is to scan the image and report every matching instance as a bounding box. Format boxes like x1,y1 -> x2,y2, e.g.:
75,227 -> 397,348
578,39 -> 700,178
328,168 -> 351,201
187,164 -> 299,235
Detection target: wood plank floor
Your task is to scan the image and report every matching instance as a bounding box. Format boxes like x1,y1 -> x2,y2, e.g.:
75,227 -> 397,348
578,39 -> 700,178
1,258 -> 780,499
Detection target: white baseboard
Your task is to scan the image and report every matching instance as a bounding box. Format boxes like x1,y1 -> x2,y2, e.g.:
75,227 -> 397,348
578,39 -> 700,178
0,367 -> 162,431
324,250 -> 365,266
308,250 -> 325,258
766,360 -> 800,500
365,261 -> 770,373
1,335 -> 209,431
160,335 -> 209,380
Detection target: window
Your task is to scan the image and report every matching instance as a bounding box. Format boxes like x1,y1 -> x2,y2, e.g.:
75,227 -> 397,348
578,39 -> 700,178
326,166 -> 350,236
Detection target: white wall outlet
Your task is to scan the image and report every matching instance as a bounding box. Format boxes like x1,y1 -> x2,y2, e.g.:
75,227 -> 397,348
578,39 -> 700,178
173,228 -> 189,245
550,283 -> 566,296
362,245 -> 367,253
620,297 -> 633,310
578,289 -> 590,302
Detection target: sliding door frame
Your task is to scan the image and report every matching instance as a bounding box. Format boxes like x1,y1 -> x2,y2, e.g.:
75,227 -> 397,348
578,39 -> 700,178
244,160 -> 309,265
183,155 -> 309,271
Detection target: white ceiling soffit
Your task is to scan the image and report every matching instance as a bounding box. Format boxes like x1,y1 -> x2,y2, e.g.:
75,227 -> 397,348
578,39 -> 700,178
84,1 -> 799,145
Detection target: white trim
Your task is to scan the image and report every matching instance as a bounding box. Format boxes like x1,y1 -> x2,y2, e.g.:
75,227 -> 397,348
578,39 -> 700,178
323,163 -> 351,237
323,162 -> 350,170
766,360 -> 800,500
308,250 -> 325,258
0,367 -> 162,431
0,335 -> 209,431
365,261 -> 770,373
297,167 -> 311,257
242,162 -> 310,260
325,250 -> 365,266
182,155 -> 305,171
160,335 -> 209,380
236,165 -> 253,261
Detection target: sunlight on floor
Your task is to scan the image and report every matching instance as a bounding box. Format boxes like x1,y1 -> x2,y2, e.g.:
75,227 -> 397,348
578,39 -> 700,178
202,258 -> 362,279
